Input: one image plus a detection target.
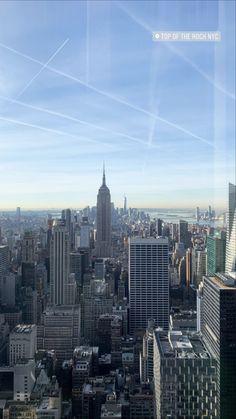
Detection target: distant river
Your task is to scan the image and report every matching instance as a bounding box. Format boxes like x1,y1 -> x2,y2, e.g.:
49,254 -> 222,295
141,209 -> 225,227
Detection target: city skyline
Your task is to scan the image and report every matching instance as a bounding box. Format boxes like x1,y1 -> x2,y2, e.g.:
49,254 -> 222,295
0,0 -> 235,209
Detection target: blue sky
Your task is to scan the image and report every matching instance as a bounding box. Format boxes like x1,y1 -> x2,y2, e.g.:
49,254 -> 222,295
0,0 -> 235,209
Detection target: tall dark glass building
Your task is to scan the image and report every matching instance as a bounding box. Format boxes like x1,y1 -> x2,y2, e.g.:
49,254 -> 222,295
226,183 -> 236,272
206,231 -> 226,275
201,273 -> 236,419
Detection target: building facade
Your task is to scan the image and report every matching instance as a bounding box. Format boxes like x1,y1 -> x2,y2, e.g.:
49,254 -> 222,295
206,232 -> 226,275
201,273 -> 236,419
96,167 -> 112,258
129,237 -> 169,334
50,220 -> 70,305
37,306 -> 80,366
9,324 -> 37,366
225,183 -> 236,272
153,330 -> 217,418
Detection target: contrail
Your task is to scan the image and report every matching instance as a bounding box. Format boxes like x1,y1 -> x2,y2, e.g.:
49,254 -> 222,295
115,1 -> 235,100
0,94 -> 158,148
15,38 -> 69,100
86,0 -> 90,84
0,115 -> 115,148
0,41 -> 213,146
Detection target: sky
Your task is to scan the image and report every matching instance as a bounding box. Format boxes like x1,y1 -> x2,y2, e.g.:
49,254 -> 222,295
0,0 -> 235,210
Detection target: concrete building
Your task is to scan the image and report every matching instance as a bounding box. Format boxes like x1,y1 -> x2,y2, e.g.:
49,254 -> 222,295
82,279 -> 113,345
21,287 -> 37,325
129,384 -> 154,419
185,248 -> 192,286
9,324 -> 37,366
178,220 -> 191,249
72,346 -> 99,418
0,245 -> 9,304
192,248 -> 207,286
101,393 -> 121,419
201,273 -> 236,418
70,250 -> 83,289
80,216 -> 91,248
2,307 -> 22,331
14,359 -> 36,402
21,231 -> 36,291
153,330 -> 217,418
0,314 -> 10,364
3,401 -> 37,418
129,237 -> 169,334
22,231 -> 35,263
96,166 -> 112,258
140,320 -> 155,384
0,245 -> 9,279
35,376 -> 62,419
37,305 -> 80,366
94,258 -> 105,279
66,273 -> 77,305
61,208 -> 74,249
2,272 -> 15,306
49,219 -> 70,305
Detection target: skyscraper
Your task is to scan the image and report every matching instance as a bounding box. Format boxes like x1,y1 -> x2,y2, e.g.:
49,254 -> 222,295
207,231 -> 226,275
208,205 -> 212,219
192,248 -> 207,286
178,219 -> 191,249
62,208 -> 74,249
50,219 -> 70,305
225,183 -> 236,272
80,216 -> 90,248
96,166 -> 111,258
196,206 -> 200,223
156,218 -> 163,236
129,237 -> 169,334
21,231 -> 35,289
37,305 -> 80,366
16,207 -> 21,225
201,273 -> 236,418
123,195 -> 127,214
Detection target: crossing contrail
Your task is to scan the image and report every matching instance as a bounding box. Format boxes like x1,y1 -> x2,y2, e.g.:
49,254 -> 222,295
0,41 -> 213,146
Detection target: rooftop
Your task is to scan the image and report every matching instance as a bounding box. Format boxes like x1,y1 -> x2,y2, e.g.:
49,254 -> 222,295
207,272 -> 236,290
11,324 -> 36,334
156,330 -> 211,360
37,397 -> 59,412
44,305 -> 80,316
101,403 -> 122,418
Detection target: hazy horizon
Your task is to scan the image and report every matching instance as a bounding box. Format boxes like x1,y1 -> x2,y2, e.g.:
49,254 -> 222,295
0,204 -> 227,212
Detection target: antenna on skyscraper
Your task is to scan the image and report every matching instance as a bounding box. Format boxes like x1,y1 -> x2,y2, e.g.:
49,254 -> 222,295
102,161 -> 106,185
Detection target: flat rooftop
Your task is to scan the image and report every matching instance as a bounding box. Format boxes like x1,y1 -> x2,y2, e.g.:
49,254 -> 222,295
73,346 -> 97,363
156,331 -> 211,360
208,273 -> 236,290
44,305 -> 80,315
129,237 -> 168,244
37,397 -> 58,412
12,324 -> 36,334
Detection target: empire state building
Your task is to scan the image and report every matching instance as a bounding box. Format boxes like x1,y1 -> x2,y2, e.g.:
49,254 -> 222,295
96,166 -> 112,257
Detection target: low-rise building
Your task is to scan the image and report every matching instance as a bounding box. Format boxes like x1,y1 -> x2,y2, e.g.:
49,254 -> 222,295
9,324 -> 37,366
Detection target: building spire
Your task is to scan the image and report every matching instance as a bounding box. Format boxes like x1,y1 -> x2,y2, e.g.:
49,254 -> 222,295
102,161 -> 106,186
